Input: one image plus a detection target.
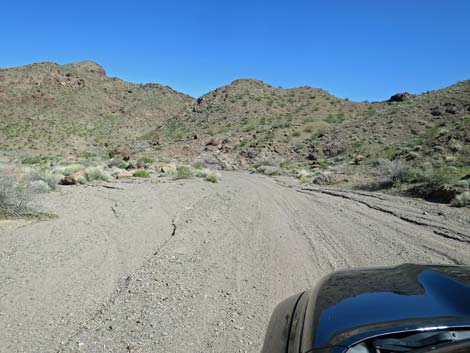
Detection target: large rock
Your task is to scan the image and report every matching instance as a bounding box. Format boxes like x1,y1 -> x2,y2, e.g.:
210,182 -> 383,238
323,143 -> 345,158
115,170 -> 133,179
60,171 -> 85,185
109,148 -> 131,160
388,92 -> 412,102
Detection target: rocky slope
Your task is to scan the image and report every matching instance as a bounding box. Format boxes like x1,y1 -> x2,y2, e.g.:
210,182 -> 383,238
0,61 -> 194,154
1,61 -> 469,202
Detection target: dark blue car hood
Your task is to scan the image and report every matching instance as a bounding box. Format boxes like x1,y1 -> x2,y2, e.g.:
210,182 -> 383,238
306,264 -> 470,350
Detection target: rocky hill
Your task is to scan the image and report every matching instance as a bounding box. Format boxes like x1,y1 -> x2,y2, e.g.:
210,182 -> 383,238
0,61 -> 194,154
1,61 -> 469,202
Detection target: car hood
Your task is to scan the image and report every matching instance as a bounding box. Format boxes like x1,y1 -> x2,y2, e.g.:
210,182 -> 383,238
306,264 -> 470,351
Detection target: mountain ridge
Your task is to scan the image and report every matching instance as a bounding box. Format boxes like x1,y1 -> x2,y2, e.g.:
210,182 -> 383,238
0,60 -> 469,201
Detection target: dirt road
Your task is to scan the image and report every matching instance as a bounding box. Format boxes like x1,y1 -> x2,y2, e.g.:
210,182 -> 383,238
1,173 -> 469,353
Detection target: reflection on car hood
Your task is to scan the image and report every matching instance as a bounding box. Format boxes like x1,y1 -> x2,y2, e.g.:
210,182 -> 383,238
310,264 -> 470,349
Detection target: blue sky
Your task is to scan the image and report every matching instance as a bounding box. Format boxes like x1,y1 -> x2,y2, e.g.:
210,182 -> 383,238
1,0 -> 469,100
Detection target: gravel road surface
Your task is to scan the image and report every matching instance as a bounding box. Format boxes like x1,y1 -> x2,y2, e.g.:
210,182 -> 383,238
1,172 -> 469,353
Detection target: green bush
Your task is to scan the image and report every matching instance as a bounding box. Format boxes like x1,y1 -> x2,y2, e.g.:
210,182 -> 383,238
133,169 -> 149,178
176,165 -> 193,179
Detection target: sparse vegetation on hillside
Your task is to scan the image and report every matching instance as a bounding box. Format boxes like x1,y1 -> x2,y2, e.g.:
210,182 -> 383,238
1,61 -> 469,204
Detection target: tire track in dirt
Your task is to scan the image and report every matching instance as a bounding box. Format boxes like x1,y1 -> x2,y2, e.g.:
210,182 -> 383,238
1,173 -> 469,353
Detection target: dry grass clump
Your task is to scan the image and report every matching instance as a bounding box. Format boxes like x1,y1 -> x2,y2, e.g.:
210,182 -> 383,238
29,170 -> 62,191
85,166 -> 112,182
158,163 -> 177,176
175,165 -> 193,179
373,159 -> 418,187
205,171 -> 221,183
195,168 -> 221,183
296,169 -> 313,184
107,158 -> 129,169
0,176 -> 36,218
312,171 -> 335,185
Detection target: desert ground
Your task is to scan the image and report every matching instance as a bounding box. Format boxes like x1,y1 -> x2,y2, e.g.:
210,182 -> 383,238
1,172 -> 469,353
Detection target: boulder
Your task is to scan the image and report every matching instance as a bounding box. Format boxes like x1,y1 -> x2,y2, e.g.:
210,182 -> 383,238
109,148 -> 131,160
60,175 -> 78,185
388,92 -> 412,102
206,138 -> 221,146
353,155 -> 364,164
323,143 -> 345,158
115,170 -> 133,179
59,171 -> 85,185
126,161 -> 137,170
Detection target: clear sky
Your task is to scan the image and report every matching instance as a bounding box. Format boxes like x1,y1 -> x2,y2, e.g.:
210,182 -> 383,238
1,0 -> 469,101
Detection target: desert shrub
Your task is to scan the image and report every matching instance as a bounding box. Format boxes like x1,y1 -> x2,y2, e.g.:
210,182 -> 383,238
56,164 -> 82,176
176,165 -> 193,179
21,156 -> 48,165
303,126 -> 314,133
324,113 -> 346,124
138,157 -> 155,165
107,158 -> 124,168
451,192 -> 470,207
118,161 -> 129,169
292,131 -> 301,137
374,159 -> 417,187
85,167 -> 112,182
253,159 -> 279,168
456,180 -> 469,189
297,169 -> 310,179
193,161 -> 205,170
422,166 -> 457,188
205,170 -> 221,183
297,169 -> 313,184
30,170 -> 62,191
78,151 -> 96,159
30,180 -> 52,193
0,176 -> 35,218
77,175 -> 87,184
313,172 -> 335,185
133,169 -> 149,178
159,163 -> 177,176
194,168 -> 209,178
